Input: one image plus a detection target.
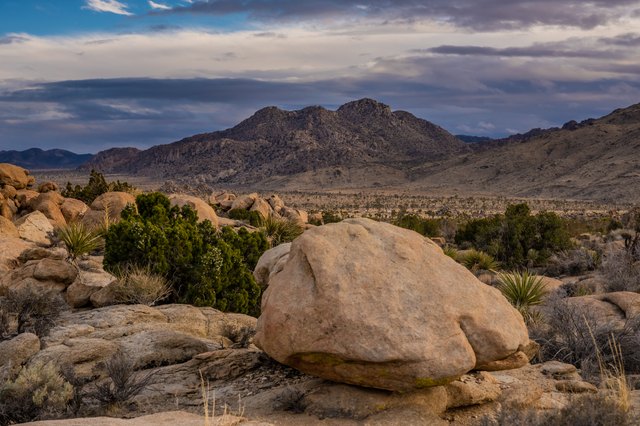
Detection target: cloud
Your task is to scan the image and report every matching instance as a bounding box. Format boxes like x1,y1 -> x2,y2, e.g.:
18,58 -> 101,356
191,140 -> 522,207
0,35 -> 29,45
148,1 -> 171,11
425,44 -> 621,59
160,0 -> 639,30
83,0 -> 133,16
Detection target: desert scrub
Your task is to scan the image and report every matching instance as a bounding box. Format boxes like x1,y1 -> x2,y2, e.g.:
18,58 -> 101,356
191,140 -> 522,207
56,221 -> 103,260
112,265 -> 171,306
496,270 -> 546,324
442,246 -> 459,260
0,362 -> 73,424
455,203 -> 572,268
260,215 -> 304,247
392,212 -> 441,237
62,169 -> 135,204
104,192 -> 265,315
459,249 -> 499,273
227,208 -> 264,227
0,288 -> 67,339
481,393 -> 630,425
93,351 -> 154,409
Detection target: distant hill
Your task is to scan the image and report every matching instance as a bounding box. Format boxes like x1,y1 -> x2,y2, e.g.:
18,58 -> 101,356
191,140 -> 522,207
410,103 -> 640,202
0,148 -> 93,170
83,98 -> 468,188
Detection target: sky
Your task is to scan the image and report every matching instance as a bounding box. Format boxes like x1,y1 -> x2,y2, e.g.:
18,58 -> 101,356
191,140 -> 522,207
1,1 -> 640,153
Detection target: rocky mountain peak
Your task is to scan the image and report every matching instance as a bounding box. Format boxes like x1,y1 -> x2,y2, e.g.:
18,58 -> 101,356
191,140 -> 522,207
337,98 -> 392,117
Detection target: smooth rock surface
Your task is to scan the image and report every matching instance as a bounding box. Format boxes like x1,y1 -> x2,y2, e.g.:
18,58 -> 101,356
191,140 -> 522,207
15,211 -> 54,245
0,163 -> 34,189
255,218 -> 530,391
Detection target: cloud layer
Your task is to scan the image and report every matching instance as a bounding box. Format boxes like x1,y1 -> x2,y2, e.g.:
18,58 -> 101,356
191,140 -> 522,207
84,0 -> 133,16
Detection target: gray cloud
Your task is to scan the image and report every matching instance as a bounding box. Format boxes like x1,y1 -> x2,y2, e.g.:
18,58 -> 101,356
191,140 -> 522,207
599,32 -> 640,46
425,44 -> 620,59
0,35 -> 28,45
158,0 -> 640,30
1,68 -> 639,152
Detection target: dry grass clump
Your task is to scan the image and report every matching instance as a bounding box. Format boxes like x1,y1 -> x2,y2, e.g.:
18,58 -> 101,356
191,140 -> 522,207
112,265 -> 171,306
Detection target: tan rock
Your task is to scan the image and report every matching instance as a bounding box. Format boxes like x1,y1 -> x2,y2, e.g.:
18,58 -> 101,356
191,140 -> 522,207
0,200 -> 11,220
231,193 -> 259,210
37,181 -> 59,193
66,269 -> 117,308
15,211 -> 54,245
15,189 -> 39,207
0,163 -> 34,189
563,291 -> 640,329
83,192 -> 136,227
280,206 -> 308,224
60,198 -> 89,223
554,380 -> 597,393
0,237 -> 34,274
250,198 -> 273,220
33,258 -> 78,284
169,194 -> 219,227
30,337 -> 119,379
267,194 -> 285,213
28,192 -> 66,228
253,243 -> 291,288
255,218 -> 531,391
444,372 -> 501,409
0,216 -> 19,238
0,332 -> 41,376
89,281 -> 120,308
1,184 -> 17,200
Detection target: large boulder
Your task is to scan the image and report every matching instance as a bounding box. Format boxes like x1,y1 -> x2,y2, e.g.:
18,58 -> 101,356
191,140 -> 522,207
0,256 -> 77,294
168,194 -> 219,227
28,192 -> 66,228
250,197 -> 273,220
253,243 -> 291,288
255,218 -> 531,391
82,191 -> 136,227
14,211 -> 54,245
60,198 -> 89,223
0,163 -> 35,189
231,193 -> 258,211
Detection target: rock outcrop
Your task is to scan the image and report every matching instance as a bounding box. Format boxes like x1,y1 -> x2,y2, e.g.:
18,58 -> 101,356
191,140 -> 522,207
168,193 -> 219,227
255,218 -> 531,391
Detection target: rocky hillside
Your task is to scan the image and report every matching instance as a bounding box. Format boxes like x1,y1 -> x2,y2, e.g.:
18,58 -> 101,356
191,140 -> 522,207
0,148 -> 93,170
410,102 -> 640,202
83,98 -> 467,187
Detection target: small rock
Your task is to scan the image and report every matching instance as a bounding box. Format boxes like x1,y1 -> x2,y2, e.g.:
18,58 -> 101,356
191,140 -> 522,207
15,211 -> 54,245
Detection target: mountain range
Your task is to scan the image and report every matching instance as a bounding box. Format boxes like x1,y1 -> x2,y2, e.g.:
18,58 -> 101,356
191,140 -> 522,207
0,148 -> 93,170
8,99 -> 640,202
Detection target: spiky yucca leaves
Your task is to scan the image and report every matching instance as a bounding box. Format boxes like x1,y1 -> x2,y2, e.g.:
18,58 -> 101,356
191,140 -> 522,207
460,249 -> 499,272
57,222 -> 103,260
260,215 -> 304,247
496,270 -> 547,324
442,246 -> 459,260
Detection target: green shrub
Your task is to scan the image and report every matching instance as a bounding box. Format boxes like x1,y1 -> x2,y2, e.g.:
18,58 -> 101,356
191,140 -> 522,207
392,212 -> 440,237
442,246 -> 459,260
56,222 -> 103,260
62,169 -> 135,205
322,211 -> 342,224
496,270 -> 546,324
455,203 -> 572,268
0,362 -> 73,424
260,216 -> 304,247
104,193 -> 264,315
227,208 -> 263,227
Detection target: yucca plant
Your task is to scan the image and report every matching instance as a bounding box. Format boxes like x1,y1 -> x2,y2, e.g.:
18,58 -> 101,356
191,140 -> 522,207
496,270 -> 547,324
460,249 -> 499,272
260,215 -> 304,247
442,246 -> 459,261
57,222 -> 103,261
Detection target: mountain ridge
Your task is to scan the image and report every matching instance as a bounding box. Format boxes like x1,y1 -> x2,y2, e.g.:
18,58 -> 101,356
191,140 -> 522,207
0,148 -> 93,170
